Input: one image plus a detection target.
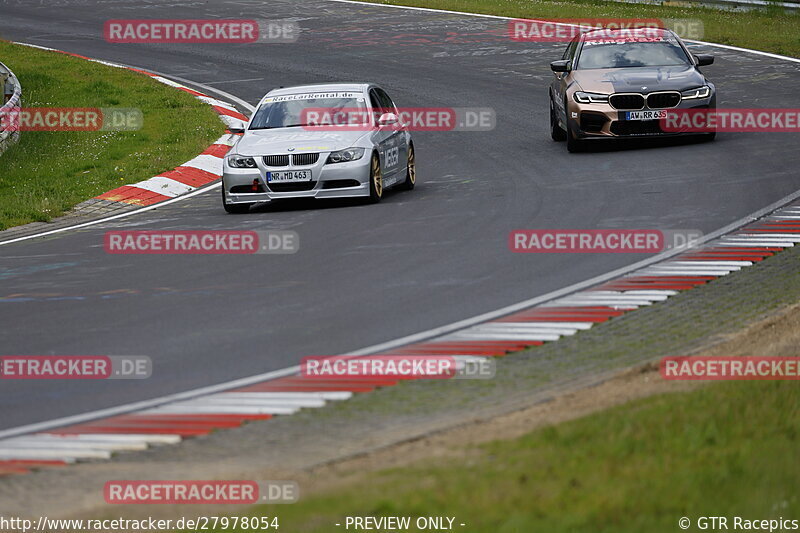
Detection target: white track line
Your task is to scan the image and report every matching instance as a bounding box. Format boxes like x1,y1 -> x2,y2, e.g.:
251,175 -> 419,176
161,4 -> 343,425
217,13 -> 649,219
715,241 -> 793,247
143,406 -> 299,415
0,449 -> 111,460
596,290 -> 678,296
175,397 -> 327,407
7,434 -> 161,444
645,264 -> 742,271
213,392 -> 352,401
324,0 -> 800,63
552,295 -> 660,304
180,153 -> 224,174
442,332 -> 563,341
0,439 -> 147,452
490,321 -> 595,329
56,433 -> 182,444
126,176 -> 191,197
198,96 -> 239,112
464,322 -> 580,335
637,268 -> 737,276
667,261 -> 753,267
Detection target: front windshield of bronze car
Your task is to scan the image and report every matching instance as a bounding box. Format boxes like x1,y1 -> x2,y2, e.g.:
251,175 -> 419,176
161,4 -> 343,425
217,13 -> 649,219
576,37 -> 691,69
249,94 -> 367,130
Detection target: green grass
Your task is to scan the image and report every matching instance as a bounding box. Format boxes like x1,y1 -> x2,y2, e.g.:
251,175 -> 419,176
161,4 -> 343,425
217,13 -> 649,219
240,381 -> 799,532
0,41 -> 224,230
355,0 -> 800,57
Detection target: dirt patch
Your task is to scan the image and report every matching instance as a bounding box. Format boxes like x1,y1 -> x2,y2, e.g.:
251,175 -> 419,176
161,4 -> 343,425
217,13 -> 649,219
692,301 -> 800,357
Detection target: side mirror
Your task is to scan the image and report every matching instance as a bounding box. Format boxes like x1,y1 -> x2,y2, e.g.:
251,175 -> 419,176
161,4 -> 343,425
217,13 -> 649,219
550,60 -> 571,73
228,127 -> 246,134
694,54 -> 714,66
377,112 -> 399,126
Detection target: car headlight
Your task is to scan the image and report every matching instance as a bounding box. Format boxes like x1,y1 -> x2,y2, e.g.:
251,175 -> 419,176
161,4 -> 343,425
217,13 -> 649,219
681,86 -> 711,100
574,91 -> 609,104
325,147 -> 365,164
227,155 -> 257,168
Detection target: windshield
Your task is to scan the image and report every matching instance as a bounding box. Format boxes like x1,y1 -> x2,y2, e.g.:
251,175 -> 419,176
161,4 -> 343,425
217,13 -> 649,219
576,36 -> 691,69
249,92 -> 367,130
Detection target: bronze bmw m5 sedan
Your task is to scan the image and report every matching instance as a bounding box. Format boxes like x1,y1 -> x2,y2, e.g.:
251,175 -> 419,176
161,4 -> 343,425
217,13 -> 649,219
549,27 -> 716,152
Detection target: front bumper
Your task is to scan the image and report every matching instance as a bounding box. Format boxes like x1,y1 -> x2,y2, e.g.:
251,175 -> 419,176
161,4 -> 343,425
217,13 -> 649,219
567,95 -> 716,140
223,153 -> 372,204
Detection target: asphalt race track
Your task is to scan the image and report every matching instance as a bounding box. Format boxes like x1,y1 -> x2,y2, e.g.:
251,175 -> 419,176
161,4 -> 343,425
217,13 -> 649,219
1,0 -> 799,430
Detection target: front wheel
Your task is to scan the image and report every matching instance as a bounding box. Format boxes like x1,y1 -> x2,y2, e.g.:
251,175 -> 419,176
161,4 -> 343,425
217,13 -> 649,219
550,97 -> 566,142
222,184 -> 252,214
397,143 -> 416,191
566,119 -> 586,153
367,153 -> 383,203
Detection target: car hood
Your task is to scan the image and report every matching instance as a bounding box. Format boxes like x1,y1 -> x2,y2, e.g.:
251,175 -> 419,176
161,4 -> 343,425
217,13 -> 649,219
573,65 -> 706,94
233,127 -> 368,156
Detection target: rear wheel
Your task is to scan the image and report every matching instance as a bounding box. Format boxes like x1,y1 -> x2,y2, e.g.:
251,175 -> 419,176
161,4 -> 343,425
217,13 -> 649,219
222,184 -> 252,214
398,143 -> 416,191
367,153 -> 383,203
550,97 -> 567,142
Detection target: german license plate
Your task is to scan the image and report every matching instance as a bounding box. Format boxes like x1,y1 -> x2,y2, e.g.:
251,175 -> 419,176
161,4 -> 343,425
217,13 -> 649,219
267,170 -> 312,182
625,110 -> 668,121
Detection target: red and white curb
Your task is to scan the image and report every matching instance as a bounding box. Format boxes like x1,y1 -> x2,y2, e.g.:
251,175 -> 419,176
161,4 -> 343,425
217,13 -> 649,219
17,43 -> 248,208
2,203 -> 800,474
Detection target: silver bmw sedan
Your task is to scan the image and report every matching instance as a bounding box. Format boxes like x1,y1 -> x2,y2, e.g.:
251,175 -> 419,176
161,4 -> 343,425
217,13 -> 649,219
222,83 -> 415,213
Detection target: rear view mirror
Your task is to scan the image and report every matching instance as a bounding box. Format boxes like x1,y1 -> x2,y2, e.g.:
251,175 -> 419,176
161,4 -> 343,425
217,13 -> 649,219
694,54 -> 714,66
550,60 -> 571,72
228,119 -> 247,134
378,112 -> 399,126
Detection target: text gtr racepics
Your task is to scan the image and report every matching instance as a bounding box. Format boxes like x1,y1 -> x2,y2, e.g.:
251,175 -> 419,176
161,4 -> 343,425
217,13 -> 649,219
222,83 -> 415,213
549,28 -> 716,152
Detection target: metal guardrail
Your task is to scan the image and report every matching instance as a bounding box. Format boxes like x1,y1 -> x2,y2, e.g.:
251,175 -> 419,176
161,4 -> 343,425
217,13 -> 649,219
617,0 -> 800,12
0,60 -> 22,156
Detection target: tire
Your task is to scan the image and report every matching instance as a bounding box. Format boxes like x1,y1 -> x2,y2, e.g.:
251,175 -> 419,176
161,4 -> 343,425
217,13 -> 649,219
222,184 -> 252,214
367,152 -> 383,203
550,97 -> 567,142
566,122 -> 585,153
397,142 -> 416,191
